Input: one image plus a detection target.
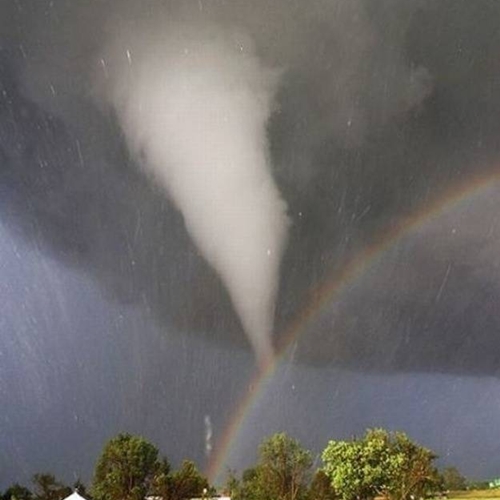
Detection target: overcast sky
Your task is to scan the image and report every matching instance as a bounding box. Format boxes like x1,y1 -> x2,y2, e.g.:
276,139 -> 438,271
1,0 -> 500,487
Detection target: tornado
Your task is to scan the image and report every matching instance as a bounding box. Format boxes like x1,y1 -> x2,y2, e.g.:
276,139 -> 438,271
96,21 -> 289,367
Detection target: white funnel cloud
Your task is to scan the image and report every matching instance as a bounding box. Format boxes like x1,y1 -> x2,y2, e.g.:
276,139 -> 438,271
96,21 -> 289,366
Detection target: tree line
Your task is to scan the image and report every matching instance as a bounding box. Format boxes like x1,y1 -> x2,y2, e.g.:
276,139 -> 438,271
1,429 -> 471,500
226,430 -> 468,500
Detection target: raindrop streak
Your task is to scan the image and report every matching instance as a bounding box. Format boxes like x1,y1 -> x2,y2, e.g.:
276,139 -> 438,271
75,140 -> 84,168
435,262 -> 452,303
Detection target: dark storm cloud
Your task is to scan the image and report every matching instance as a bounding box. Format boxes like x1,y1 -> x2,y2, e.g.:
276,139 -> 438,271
0,49 -> 243,343
1,0 -> 500,374
297,185 -> 500,376
0,222 -> 256,484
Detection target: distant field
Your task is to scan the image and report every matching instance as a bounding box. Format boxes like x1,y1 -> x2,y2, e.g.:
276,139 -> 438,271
448,491 -> 500,500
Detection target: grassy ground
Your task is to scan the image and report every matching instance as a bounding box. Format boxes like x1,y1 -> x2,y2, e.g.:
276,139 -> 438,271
448,491 -> 500,500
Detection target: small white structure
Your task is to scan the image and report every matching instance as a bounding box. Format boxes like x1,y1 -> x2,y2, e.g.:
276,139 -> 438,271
63,492 -> 88,500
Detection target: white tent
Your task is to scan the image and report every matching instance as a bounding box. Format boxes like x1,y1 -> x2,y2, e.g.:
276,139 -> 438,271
62,492 -> 87,500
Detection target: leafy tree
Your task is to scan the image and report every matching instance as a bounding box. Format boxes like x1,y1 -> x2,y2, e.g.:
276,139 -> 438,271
170,460 -> 209,500
441,467 -> 467,491
92,434 -> 163,500
384,432 -> 440,500
259,432 -> 312,500
2,484 -> 33,500
322,436 -> 375,500
229,433 -> 312,500
154,460 -> 209,500
223,470 -> 241,500
224,467 -> 263,500
467,481 -> 489,490
150,458 -> 171,498
32,474 -> 71,500
322,429 -> 439,500
308,470 -> 336,500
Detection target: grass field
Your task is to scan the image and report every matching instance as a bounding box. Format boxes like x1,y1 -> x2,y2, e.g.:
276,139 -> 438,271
448,491 -> 500,500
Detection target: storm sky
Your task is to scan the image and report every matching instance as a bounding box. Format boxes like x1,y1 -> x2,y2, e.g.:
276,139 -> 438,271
1,0 -> 500,487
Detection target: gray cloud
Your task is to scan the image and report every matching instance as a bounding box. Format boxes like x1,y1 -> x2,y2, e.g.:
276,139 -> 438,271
1,0 -> 500,374
297,183 -> 500,375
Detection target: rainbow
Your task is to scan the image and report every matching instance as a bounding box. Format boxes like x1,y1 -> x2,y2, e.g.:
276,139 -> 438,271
206,168 -> 500,484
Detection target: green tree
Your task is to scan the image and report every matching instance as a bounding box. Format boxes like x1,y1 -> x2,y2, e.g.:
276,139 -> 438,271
441,467 -> 467,491
308,470 -> 336,500
154,460 -> 209,500
384,432 -> 440,500
224,467 -> 263,500
170,460 -> 209,500
150,458 -> 171,499
259,432 -> 312,500
2,484 -> 33,500
223,470 -> 241,500
32,474 -> 71,500
229,433 -> 312,500
467,481 -> 489,490
322,429 -> 439,500
322,437 -> 374,500
92,434 -> 163,500
240,467 -> 267,500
